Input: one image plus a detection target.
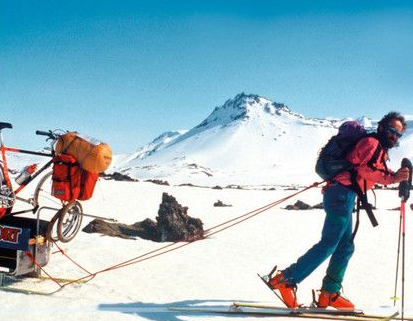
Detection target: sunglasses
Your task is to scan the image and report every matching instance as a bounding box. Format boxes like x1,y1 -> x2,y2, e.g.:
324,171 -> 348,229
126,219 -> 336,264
386,126 -> 403,138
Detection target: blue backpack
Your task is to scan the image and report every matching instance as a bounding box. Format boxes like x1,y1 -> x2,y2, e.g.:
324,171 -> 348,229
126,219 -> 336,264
315,121 -> 367,181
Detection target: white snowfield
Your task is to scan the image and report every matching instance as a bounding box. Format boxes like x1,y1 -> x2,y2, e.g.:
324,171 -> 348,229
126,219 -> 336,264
1,93 -> 412,320
1,180 -> 412,321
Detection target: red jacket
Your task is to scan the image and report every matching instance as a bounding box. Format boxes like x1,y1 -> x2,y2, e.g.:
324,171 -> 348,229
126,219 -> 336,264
334,136 -> 396,191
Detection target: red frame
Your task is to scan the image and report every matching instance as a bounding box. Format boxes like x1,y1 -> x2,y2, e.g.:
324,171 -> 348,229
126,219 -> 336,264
0,145 -> 53,218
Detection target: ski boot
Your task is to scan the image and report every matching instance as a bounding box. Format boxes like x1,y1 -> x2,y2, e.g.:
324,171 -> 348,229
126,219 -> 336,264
317,289 -> 355,310
268,271 -> 299,308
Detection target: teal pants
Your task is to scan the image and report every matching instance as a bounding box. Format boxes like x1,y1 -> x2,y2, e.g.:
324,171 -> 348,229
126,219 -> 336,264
282,183 -> 356,293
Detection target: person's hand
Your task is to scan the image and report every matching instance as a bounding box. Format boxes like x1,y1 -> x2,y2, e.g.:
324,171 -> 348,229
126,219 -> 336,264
394,167 -> 410,183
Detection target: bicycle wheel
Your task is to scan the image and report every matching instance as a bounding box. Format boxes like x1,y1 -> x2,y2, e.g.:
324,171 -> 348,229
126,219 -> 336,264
57,201 -> 83,243
46,209 -> 61,242
0,164 -> 14,214
33,171 -> 62,211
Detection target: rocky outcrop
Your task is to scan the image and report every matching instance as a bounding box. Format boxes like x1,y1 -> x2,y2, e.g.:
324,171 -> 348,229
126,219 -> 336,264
285,200 -> 324,210
144,179 -> 170,186
82,218 -> 157,240
156,193 -> 203,242
82,193 -> 204,242
100,172 -> 138,182
213,200 -> 232,207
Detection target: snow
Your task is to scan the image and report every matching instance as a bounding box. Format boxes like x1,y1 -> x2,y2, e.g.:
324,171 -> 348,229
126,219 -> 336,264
1,179 -> 412,320
1,93 -> 413,320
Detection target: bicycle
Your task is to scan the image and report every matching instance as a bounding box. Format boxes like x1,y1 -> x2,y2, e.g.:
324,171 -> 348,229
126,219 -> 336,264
0,121 -> 84,243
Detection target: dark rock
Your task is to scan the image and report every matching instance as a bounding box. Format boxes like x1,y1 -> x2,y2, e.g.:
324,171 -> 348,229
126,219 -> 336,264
83,193 -> 204,242
131,219 -> 159,240
145,179 -> 170,186
285,200 -> 314,210
100,172 -> 138,182
82,218 -> 158,240
82,219 -> 131,239
202,171 -> 213,177
312,203 -> 324,209
225,185 -> 244,189
214,200 -> 232,207
212,185 -> 223,190
156,193 -> 204,242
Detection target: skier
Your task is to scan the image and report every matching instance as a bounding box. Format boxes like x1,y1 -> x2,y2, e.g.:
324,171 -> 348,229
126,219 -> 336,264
268,112 -> 410,310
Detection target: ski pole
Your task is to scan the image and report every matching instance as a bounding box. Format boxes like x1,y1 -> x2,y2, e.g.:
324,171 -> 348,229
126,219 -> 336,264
401,201 -> 405,321
397,158 -> 412,321
392,209 -> 402,307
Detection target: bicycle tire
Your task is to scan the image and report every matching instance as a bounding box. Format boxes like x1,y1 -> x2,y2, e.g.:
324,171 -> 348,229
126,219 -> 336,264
33,171 -> 62,210
46,209 -> 61,242
0,163 -> 13,215
57,201 -> 83,243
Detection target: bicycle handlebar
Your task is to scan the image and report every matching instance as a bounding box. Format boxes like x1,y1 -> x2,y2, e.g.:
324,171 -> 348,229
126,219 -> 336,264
36,130 -> 58,140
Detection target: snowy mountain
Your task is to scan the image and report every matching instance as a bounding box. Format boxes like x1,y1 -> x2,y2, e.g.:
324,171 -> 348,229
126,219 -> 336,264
111,93 -> 413,187
113,130 -> 187,166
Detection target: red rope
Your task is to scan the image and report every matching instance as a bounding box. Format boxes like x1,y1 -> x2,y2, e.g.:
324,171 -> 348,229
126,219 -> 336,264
205,182 -> 322,237
53,241 -> 92,275
30,181 -> 323,291
76,181 -> 323,278
24,251 -> 63,288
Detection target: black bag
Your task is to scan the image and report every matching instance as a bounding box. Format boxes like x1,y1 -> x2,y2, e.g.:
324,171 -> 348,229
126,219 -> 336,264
315,121 -> 366,181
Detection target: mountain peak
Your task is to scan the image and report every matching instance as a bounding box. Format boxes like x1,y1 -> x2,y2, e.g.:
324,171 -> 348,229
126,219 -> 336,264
196,93 -> 292,130
224,92 -> 290,115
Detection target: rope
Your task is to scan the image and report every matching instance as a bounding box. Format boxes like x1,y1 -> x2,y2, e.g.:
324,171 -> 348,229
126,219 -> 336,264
53,241 -> 92,275
24,251 -> 63,288
205,182 -> 321,237
26,181 -> 323,291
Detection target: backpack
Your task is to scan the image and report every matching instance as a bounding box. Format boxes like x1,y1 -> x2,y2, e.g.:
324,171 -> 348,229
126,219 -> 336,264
316,120 -> 383,230
315,121 -> 367,181
51,154 -> 98,201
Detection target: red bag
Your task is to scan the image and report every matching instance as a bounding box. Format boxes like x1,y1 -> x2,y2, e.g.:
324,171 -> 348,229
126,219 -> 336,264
51,154 -> 81,201
78,170 -> 99,200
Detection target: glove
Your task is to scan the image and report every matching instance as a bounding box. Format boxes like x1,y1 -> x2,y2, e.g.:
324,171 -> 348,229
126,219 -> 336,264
399,158 -> 412,201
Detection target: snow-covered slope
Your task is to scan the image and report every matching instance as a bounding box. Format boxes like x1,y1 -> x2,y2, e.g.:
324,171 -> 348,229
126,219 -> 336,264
111,93 -> 412,186
1,181 -> 412,321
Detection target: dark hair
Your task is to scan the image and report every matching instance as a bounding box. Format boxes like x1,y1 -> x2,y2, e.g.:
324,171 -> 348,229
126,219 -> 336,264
377,111 -> 407,131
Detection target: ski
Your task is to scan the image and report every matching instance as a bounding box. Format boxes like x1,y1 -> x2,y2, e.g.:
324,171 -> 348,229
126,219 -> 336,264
255,273 -> 409,321
0,275 -> 86,295
169,305 -> 400,321
37,276 -> 88,283
233,301 -> 364,316
0,286 -> 60,295
232,302 -> 409,321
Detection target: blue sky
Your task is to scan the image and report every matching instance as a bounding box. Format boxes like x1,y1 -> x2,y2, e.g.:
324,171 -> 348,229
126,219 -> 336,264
1,0 -> 412,153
